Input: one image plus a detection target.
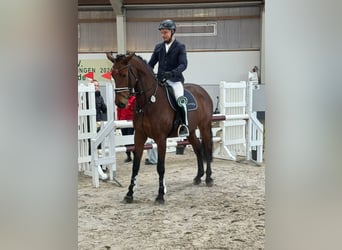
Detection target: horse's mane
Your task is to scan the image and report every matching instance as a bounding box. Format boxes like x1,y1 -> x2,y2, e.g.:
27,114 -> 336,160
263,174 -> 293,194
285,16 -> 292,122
133,54 -> 146,64
115,54 -> 126,60
115,53 -> 155,77
133,54 -> 155,76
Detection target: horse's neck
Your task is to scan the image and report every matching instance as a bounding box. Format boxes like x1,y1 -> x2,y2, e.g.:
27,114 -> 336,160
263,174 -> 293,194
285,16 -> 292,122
135,76 -> 169,111
131,57 -> 170,111
132,58 -> 157,94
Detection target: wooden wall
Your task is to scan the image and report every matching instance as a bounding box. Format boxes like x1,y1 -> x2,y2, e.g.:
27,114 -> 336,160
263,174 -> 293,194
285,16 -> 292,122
78,6 -> 261,53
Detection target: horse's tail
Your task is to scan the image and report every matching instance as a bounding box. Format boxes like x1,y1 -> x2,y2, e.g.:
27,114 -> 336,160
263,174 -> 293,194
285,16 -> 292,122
201,129 -> 213,162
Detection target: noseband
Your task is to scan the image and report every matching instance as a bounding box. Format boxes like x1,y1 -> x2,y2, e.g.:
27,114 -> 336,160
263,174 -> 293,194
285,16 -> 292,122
112,58 -> 159,111
112,64 -> 138,97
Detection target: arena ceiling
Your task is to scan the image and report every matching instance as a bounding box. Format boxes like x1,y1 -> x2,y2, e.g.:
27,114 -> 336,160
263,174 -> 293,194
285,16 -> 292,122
78,0 -> 264,8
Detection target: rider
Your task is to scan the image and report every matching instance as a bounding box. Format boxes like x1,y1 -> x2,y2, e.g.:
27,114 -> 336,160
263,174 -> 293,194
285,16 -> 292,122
148,19 -> 189,137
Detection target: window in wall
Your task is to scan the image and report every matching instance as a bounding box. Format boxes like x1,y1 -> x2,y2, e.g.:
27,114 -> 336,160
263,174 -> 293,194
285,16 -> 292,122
176,22 -> 217,37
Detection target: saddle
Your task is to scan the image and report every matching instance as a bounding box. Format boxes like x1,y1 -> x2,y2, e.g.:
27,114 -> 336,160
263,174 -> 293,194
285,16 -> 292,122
164,85 -> 198,112
164,84 -> 198,133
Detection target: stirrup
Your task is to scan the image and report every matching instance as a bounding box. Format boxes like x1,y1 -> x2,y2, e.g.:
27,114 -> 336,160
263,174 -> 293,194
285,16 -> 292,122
177,124 -> 189,137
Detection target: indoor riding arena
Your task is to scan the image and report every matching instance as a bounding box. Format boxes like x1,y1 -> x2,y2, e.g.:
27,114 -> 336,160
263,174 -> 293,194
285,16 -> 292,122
78,0 -> 265,249
78,151 -> 265,249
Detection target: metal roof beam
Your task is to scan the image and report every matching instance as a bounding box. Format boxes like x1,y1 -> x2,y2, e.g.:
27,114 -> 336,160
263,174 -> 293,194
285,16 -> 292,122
123,1 -> 263,9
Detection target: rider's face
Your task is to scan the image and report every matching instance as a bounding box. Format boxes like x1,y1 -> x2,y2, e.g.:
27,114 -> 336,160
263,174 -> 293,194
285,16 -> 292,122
160,29 -> 172,42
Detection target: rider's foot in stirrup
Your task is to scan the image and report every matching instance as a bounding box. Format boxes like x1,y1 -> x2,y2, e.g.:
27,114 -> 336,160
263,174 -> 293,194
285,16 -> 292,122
178,124 -> 189,137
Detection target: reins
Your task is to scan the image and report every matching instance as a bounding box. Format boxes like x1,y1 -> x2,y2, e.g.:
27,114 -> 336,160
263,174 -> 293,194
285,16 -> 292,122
111,54 -> 160,113
112,64 -> 135,96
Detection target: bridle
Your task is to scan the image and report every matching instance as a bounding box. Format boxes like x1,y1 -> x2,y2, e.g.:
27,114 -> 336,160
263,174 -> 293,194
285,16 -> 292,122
111,55 -> 160,136
112,64 -> 138,99
112,61 -> 158,103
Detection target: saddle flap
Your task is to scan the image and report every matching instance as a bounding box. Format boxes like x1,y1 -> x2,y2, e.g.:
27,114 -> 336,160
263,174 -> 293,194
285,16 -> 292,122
165,86 -> 198,112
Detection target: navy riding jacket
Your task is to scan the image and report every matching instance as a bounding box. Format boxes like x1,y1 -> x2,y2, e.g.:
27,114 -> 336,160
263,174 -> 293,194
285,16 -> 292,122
148,39 -> 188,83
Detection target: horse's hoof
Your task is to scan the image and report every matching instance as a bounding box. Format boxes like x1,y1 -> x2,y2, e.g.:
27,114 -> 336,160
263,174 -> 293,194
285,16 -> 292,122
155,196 -> 165,205
206,178 -> 214,187
193,178 -> 201,185
123,195 -> 133,203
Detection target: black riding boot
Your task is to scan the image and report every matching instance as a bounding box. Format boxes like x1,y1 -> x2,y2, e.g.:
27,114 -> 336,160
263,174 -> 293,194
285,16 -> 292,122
177,96 -> 189,137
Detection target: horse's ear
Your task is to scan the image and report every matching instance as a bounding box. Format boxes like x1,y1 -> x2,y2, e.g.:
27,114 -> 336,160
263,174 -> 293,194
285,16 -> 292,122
106,52 -> 116,63
124,52 -> 135,63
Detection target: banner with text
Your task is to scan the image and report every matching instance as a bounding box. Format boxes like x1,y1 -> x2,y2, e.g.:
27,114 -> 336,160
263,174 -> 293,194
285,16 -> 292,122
78,59 -> 112,81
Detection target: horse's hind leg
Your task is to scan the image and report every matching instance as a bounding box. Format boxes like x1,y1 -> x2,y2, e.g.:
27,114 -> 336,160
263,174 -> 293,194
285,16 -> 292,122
200,123 -> 213,186
188,131 -> 204,185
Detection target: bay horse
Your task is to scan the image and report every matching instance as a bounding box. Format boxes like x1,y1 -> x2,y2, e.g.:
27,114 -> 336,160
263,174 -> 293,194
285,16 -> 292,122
107,52 -> 213,204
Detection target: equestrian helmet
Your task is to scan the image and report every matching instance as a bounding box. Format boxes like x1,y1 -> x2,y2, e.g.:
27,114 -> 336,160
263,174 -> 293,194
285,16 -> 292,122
158,19 -> 176,32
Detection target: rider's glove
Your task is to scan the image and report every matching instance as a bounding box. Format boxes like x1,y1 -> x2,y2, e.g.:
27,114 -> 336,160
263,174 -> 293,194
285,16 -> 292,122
163,71 -> 173,79
161,71 -> 173,82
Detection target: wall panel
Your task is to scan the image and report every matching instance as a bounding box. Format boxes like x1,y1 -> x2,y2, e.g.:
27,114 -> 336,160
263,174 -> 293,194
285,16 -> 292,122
78,6 -> 261,53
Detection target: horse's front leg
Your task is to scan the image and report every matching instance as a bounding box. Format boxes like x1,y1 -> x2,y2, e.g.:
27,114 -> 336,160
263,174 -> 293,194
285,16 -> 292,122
124,133 -> 146,203
155,139 -> 167,204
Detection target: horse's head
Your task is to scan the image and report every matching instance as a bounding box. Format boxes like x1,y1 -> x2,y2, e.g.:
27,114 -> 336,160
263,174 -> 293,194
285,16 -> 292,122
106,52 -> 135,108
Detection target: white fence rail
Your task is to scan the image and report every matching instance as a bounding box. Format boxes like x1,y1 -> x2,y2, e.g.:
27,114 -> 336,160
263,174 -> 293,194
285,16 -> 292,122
213,80 -> 263,162
78,78 -> 264,187
78,84 -> 96,174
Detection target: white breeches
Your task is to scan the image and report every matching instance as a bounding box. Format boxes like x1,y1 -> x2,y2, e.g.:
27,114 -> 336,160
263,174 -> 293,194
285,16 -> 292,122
166,80 -> 184,99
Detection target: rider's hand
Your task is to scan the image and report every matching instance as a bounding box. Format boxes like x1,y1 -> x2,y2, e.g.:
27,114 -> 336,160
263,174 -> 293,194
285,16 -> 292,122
161,71 -> 173,82
163,71 -> 173,79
